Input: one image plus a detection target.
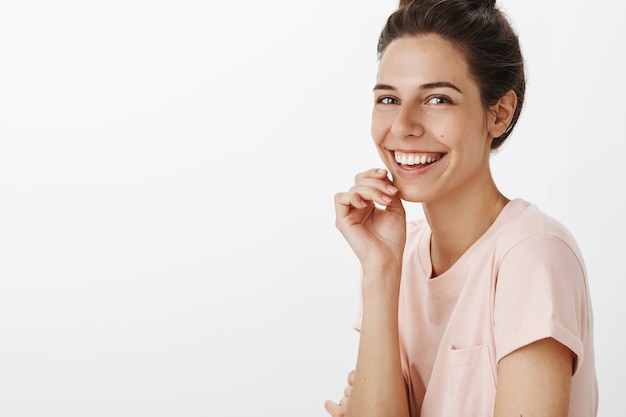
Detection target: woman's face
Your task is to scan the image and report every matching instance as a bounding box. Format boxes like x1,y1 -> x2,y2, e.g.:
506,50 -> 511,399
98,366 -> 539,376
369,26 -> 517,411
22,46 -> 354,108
371,34 -> 496,203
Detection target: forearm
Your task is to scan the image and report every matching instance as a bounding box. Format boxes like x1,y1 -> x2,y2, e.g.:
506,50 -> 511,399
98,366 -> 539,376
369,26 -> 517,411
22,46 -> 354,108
346,267 -> 409,417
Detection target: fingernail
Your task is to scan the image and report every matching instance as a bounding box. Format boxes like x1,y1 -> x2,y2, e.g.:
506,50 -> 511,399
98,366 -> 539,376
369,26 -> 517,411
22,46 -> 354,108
381,195 -> 392,203
386,184 -> 398,193
376,168 -> 387,175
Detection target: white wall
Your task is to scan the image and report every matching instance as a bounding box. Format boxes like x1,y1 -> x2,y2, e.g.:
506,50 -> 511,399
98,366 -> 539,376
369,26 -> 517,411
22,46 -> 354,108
0,0 -> 622,415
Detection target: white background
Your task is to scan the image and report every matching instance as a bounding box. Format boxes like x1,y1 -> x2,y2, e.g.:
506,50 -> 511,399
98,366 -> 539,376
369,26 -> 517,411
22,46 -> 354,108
0,0 -> 623,415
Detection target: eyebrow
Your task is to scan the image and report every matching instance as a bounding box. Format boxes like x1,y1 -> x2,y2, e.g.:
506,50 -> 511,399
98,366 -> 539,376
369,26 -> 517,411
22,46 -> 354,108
373,81 -> 462,94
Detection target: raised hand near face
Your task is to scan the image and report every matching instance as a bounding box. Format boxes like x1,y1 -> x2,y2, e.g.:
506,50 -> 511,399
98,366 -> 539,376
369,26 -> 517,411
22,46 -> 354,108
334,168 -> 406,271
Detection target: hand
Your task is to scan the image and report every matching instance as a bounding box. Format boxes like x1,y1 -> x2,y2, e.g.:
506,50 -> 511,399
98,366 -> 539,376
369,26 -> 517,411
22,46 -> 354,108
334,169 -> 406,270
324,370 -> 355,417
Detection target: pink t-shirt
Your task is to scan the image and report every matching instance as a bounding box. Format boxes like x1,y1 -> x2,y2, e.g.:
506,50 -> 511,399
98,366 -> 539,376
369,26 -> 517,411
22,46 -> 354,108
354,199 -> 598,416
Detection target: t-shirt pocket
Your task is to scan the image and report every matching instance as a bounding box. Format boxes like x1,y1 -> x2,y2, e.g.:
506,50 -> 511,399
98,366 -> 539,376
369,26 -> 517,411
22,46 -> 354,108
442,344 -> 496,416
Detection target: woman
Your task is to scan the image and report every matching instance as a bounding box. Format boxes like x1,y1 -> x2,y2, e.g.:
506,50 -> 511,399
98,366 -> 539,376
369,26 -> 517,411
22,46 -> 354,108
325,0 -> 598,416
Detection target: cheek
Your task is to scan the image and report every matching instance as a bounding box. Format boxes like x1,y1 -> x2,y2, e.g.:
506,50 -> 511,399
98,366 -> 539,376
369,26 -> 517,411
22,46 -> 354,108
435,129 -> 455,147
370,124 -> 382,145
370,112 -> 390,144
371,126 -> 384,145
436,119 -> 470,148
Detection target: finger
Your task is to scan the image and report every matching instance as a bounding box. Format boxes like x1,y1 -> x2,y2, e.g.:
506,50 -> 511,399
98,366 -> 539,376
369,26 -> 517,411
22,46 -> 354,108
354,169 -> 398,195
348,184 -> 397,206
324,400 -> 344,417
334,192 -> 369,213
335,169 -> 398,209
343,384 -> 352,397
347,370 -> 356,385
350,179 -> 398,198
354,167 -> 390,182
382,188 -> 406,216
350,171 -> 398,206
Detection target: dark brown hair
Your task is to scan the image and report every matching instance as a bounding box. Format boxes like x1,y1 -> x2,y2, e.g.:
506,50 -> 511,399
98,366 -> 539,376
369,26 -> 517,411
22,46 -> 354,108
379,0 -> 525,150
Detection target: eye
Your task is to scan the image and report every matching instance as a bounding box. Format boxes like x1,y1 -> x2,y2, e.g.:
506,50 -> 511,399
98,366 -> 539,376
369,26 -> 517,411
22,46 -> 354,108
377,96 -> 399,105
426,96 -> 452,105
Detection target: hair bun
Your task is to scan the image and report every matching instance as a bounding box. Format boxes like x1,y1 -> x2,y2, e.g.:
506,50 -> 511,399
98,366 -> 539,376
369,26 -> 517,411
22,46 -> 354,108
399,0 -> 496,7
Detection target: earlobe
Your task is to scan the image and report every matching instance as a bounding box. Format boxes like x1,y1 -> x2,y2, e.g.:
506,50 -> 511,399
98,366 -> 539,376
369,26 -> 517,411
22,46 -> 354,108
488,90 -> 517,138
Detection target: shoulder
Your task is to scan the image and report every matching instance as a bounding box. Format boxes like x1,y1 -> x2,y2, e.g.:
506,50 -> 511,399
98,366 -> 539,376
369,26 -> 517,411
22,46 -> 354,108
493,199 -> 590,314
495,199 -> 584,263
492,201 -> 594,377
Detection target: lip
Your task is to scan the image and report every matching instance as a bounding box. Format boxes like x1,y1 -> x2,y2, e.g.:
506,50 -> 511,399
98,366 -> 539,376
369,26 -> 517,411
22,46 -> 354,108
390,150 -> 446,179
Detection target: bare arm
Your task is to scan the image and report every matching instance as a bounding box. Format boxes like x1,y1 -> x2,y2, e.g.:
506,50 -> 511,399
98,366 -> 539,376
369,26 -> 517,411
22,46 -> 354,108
494,337 -> 574,417
346,266 -> 409,417
326,168 -> 410,417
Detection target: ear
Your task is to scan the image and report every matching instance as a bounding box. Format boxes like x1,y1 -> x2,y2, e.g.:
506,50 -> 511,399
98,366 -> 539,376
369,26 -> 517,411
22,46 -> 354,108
487,90 -> 517,139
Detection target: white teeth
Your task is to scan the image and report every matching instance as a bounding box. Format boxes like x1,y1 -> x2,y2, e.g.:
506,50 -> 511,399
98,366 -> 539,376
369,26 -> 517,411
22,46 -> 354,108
394,152 -> 441,166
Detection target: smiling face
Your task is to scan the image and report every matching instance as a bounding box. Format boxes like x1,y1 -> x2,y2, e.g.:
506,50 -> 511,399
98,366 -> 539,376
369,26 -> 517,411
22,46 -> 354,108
372,34 -> 498,203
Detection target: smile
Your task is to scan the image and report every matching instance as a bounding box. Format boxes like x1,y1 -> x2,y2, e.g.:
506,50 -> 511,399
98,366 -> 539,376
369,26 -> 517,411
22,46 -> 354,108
394,151 -> 443,166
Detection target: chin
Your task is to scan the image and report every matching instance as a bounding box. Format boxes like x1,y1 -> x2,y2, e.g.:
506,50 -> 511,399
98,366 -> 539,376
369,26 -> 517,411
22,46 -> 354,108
397,188 -> 428,203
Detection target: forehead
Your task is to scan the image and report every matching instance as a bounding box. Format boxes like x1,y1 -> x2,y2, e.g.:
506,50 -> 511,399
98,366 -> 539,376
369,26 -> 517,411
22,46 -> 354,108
377,34 -> 472,86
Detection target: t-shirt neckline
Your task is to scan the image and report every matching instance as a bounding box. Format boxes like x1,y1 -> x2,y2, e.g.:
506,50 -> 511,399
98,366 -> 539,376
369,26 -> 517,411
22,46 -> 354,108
418,198 -> 528,282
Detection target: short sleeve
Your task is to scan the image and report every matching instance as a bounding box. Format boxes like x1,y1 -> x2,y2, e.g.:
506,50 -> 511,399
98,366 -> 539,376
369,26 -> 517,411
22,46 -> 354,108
494,235 -> 590,375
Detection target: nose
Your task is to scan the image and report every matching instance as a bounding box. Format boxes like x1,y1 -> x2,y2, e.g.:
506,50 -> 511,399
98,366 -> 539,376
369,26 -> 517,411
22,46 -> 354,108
390,104 -> 425,139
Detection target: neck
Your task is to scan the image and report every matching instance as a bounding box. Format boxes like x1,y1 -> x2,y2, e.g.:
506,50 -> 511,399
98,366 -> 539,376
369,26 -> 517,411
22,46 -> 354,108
423,178 -> 509,277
